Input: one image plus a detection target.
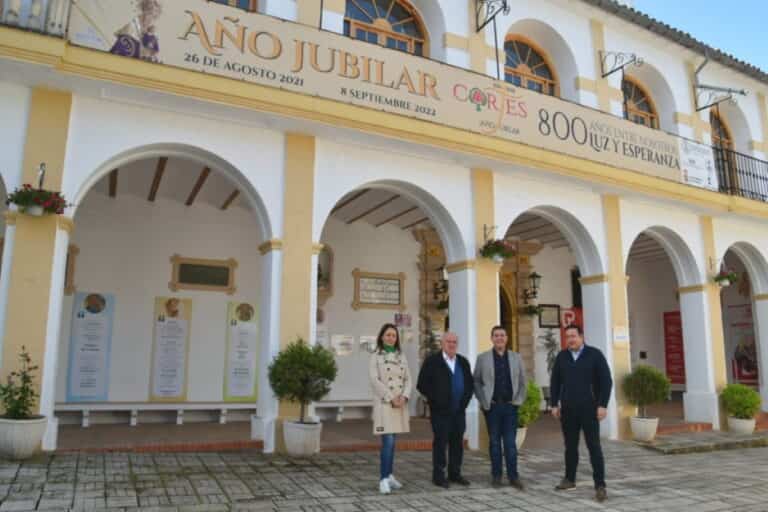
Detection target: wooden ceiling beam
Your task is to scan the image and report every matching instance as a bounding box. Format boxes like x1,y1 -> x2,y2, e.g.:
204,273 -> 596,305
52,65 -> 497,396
331,188 -> 370,215
402,216 -> 430,230
346,194 -> 400,224
148,157 -> 168,202
108,169 -> 118,198
221,189 -> 240,210
374,206 -> 420,227
185,167 -> 211,206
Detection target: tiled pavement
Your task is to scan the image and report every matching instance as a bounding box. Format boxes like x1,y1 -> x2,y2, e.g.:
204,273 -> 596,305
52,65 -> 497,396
1,442 -> 768,512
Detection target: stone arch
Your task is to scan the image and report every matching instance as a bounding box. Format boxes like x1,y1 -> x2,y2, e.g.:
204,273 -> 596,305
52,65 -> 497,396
502,18 -> 580,102
625,226 -> 703,287
70,143 -> 273,241
723,241 -> 768,295
624,62 -> 679,133
408,0 -> 447,61
714,101 -> 753,154
316,178 -> 467,265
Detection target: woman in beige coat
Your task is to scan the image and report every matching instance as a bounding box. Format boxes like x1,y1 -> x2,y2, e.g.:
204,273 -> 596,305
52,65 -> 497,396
370,323 -> 412,494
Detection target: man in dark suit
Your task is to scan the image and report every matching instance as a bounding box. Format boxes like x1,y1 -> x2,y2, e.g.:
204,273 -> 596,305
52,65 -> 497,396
550,324 -> 613,503
417,331 -> 474,488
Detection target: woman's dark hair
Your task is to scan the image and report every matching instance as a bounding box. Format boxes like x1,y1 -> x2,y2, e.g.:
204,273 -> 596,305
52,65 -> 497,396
376,323 -> 401,353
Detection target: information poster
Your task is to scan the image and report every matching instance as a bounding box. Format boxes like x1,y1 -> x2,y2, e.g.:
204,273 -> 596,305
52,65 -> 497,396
150,297 -> 192,401
663,311 -> 686,385
66,292 -> 115,402
224,302 -> 259,401
331,335 -> 355,356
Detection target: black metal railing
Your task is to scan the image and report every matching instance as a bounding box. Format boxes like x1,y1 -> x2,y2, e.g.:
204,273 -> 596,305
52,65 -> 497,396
714,146 -> 768,203
0,0 -> 70,36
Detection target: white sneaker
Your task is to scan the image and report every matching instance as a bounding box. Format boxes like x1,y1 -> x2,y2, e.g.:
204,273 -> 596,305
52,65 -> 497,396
388,475 -> 403,490
379,478 -> 391,494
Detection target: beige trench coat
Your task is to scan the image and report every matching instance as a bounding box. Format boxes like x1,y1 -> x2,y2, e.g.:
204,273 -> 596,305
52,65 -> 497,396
369,350 -> 412,435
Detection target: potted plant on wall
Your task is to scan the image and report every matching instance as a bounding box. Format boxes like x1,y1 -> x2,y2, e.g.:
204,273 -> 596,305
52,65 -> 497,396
520,304 -> 542,317
713,268 -> 739,288
622,365 -> 671,442
5,184 -> 69,216
479,238 -> 515,263
516,381 -> 542,449
721,383 -> 762,435
268,338 -> 337,456
0,347 -> 48,459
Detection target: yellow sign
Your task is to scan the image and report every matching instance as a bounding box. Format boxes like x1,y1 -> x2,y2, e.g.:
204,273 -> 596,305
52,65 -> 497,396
68,0 -> 711,186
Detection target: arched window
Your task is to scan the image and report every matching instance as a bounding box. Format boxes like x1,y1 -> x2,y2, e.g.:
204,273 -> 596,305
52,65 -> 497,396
710,111 -> 734,150
344,0 -> 427,56
504,38 -> 558,96
622,78 -> 658,129
210,0 -> 257,11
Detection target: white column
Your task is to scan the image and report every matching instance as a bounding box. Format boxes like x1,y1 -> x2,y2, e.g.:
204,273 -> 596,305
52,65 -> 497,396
581,281 -> 619,440
679,290 -> 720,428
40,222 -> 71,451
753,298 -> 768,412
253,247 -> 283,453
308,251 -> 319,345
448,266 -> 480,449
0,222 -> 17,371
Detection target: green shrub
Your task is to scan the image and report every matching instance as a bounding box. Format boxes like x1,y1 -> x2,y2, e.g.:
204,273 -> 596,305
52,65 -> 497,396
622,365 -> 671,418
0,347 -> 39,420
518,381 -> 542,428
268,338 -> 337,423
721,383 -> 761,420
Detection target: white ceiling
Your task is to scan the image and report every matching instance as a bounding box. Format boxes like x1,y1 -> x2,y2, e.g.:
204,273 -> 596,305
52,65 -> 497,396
506,213 -> 568,249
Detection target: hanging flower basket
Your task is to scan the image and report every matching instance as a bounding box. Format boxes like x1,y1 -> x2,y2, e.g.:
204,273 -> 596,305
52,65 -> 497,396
6,184 -> 69,216
479,238 -> 515,262
713,269 -> 739,288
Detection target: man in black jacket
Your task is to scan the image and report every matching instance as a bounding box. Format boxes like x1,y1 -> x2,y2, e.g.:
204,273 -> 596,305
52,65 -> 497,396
417,331 -> 474,488
550,324 -> 612,503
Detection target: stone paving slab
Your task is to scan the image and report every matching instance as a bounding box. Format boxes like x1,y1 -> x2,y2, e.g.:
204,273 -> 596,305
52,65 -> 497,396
641,429 -> 768,454
1,443 -> 768,511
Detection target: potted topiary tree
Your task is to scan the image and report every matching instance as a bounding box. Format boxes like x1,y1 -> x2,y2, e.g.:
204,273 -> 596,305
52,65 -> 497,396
721,383 -> 762,435
622,365 -> 671,442
0,347 -> 47,459
268,338 -> 337,456
516,381 -> 542,449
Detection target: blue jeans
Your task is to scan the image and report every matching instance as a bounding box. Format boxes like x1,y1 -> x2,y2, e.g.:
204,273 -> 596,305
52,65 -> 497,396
380,434 -> 396,480
485,402 -> 519,479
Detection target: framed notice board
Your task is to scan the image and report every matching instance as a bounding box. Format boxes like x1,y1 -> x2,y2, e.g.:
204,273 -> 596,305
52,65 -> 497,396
351,269 -> 406,311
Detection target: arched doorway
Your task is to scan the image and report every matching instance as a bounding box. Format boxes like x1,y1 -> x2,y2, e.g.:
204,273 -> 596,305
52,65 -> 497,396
502,206 -> 608,437
313,181 -> 467,450
625,227 -> 716,429
719,243 -> 768,417
53,147 -> 273,451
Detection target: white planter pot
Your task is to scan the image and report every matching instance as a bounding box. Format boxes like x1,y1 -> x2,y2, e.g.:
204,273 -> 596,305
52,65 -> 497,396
716,279 -> 730,288
515,427 -> 527,450
727,416 -> 756,435
630,416 -> 659,442
23,205 -> 45,216
283,420 -> 322,456
0,416 -> 47,460
492,255 -> 504,264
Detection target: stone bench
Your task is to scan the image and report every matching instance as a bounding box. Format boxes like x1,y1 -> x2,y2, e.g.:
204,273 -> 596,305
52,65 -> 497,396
55,402 -> 257,427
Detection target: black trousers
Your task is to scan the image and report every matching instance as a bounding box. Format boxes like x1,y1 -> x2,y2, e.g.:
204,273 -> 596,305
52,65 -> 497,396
430,410 -> 465,481
561,405 -> 606,488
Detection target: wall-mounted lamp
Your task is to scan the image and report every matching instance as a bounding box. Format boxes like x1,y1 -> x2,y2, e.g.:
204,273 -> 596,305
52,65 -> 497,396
522,272 -> 542,304
433,265 -> 448,300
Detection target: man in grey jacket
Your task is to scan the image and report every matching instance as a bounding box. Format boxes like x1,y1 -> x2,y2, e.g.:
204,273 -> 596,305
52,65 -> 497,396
473,326 -> 527,489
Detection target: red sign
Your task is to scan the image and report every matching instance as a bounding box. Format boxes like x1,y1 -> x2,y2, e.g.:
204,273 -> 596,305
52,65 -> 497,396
560,307 -> 583,350
663,311 -> 686,385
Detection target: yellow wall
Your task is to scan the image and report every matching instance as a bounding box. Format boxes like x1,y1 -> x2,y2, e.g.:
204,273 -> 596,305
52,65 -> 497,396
0,88 -> 71,406
601,195 -> 635,439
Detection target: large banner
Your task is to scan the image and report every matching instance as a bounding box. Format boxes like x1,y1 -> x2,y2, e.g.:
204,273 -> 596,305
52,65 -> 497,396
67,0 -> 713,189
150,297 -> 192,401
224,301 -> 259,401
663,311 -> 686,385
726,304 -> 758,386
66,292 -> 115,402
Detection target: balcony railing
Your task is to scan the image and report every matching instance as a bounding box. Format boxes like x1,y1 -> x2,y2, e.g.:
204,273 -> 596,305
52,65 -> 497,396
714,147 -> 768,203
0,0 -> 70,36
2,1 -> 768,206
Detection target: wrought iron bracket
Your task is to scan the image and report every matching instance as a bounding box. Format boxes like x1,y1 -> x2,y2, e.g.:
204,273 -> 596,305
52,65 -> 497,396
475,0 -> 510,32
600,51 -> 643,78
483,224 -> 497,242
694,56 -> 748,112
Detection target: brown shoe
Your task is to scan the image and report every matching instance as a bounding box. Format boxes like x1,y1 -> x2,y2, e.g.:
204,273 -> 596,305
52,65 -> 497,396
596,486 -> 607,502
555,478 -> 576,491
491,476 -> 503,488
509,478 -> 525,491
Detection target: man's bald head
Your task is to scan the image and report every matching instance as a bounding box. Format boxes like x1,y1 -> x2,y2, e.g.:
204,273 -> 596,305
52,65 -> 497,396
442,331 -> 459,358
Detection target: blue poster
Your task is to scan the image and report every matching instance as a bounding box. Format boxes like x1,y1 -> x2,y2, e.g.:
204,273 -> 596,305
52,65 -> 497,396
66,292 -> 115,402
